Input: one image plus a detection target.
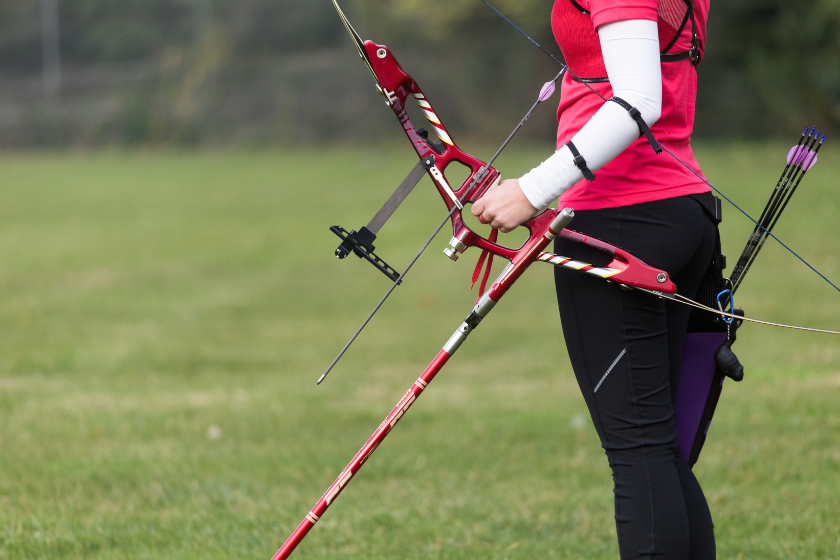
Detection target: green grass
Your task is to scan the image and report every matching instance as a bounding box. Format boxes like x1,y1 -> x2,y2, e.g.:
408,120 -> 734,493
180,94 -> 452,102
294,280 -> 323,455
0,144 -> 838,559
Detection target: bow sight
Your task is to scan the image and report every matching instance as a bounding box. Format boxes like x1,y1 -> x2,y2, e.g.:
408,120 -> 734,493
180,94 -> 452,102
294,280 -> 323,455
331,151 -> 441,283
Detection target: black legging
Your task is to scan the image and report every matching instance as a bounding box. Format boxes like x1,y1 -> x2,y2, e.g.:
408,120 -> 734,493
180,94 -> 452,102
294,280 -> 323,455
554,195 -> 717,559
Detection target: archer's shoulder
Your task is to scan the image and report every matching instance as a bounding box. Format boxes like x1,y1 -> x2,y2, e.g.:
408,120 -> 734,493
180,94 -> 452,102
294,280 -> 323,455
584,0 -> 659,29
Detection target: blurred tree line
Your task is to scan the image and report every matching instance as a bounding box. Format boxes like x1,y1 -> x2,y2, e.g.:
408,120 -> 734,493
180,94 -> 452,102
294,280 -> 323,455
0,0 -> 837,148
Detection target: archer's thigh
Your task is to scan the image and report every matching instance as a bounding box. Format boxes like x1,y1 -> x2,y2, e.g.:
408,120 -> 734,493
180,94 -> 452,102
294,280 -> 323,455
554,240 -> 677,451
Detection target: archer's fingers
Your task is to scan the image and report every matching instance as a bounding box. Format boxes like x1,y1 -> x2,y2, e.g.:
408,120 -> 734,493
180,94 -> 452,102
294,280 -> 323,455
487,216 -> 509,231
476,204 -> 495,225
495,218 -> 515,233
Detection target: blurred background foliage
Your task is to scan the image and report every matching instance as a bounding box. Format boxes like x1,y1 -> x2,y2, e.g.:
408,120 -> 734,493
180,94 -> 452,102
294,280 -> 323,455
1,0 -> 839,148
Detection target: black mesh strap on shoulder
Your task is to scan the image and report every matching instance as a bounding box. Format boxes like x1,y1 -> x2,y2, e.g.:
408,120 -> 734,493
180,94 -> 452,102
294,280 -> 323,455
569,0 -> 590,15
660,50 -> 691,63
608,96 -> 663,154
569,0 -> 701,68
566,140 -> 596,182
660,0 -> 701,66
661,36 -> 701,66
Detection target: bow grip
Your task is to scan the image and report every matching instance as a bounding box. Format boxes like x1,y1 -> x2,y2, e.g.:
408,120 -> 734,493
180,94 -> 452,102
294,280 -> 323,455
459,165 -> 501,205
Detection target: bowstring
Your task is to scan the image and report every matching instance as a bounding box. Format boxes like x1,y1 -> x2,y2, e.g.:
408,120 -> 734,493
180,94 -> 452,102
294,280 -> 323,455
480,0 -> 840,295
479,0 -> 567,68
630,288 -> 840,335
659,144 -> 840,293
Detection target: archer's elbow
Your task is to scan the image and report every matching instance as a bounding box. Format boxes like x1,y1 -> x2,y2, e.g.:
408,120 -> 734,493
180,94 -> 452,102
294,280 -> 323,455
613,87 -> 662,129
640,98 -> 661,128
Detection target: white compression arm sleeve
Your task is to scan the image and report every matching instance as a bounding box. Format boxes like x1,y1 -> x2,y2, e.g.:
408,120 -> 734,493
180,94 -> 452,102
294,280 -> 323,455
518,19 -> 662,211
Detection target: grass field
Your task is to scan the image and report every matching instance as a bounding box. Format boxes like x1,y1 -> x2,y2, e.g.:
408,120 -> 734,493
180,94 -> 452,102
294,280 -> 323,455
0,144 -> 838,559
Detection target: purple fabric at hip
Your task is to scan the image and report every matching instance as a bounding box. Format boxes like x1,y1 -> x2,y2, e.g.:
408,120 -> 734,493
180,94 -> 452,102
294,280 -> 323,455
675,332 -> 727,460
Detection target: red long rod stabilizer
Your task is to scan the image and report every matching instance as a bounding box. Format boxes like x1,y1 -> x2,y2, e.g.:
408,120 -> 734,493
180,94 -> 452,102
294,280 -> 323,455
272,349 -> 451,560
271,209 -> 575,559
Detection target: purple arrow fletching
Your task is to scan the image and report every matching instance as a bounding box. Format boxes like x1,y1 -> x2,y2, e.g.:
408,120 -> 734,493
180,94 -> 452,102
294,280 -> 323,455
800,134 -> 827,170
802,150 -> 818,171
795,148 -> 810,166
787,144 -> 806,165
539,80 -> 556,102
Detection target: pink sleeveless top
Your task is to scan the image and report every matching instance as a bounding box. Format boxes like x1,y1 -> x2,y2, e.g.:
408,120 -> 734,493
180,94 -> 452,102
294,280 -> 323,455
553,0 -> 712,211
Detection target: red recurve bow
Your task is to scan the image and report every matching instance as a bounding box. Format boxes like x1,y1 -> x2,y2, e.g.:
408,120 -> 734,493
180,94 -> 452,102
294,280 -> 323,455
270,3 -> 677,558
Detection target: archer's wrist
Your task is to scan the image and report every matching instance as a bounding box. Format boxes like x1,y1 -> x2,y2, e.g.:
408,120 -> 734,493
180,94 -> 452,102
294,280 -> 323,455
519,147 -> 580,211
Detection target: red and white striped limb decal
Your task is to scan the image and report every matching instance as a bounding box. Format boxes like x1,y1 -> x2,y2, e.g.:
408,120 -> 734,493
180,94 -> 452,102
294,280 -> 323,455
412,93 -> 454,145
537,252 -> 621,279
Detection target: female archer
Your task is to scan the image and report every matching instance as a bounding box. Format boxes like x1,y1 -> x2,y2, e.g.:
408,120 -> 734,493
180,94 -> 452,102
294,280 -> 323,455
472,0 -> 717,557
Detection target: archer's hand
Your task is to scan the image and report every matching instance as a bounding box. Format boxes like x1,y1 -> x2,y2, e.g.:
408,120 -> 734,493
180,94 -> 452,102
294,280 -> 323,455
470,179 -> 538,233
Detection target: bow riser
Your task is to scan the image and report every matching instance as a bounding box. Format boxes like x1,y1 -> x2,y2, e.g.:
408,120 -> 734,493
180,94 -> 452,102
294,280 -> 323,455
362,41 -> 502,225
354,38 -> 677,293
363,40 -> 587,265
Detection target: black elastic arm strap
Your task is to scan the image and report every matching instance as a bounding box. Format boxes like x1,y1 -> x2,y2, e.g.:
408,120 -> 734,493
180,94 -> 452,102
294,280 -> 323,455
566,140 -> 596,182
609,96 -> 663,154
